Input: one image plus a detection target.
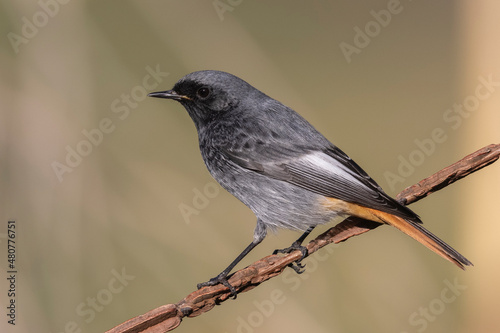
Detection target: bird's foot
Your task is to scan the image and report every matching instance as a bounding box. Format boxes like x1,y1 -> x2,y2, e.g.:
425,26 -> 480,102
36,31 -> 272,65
273,241 -> 309,274
197,273 -> 237,298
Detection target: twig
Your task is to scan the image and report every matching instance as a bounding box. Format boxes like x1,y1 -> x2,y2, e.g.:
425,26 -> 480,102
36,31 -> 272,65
105,143 -> 500,333
396,143 -> 500,205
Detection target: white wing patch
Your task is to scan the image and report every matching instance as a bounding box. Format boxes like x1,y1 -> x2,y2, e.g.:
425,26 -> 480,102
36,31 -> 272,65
299,151 -> 367,188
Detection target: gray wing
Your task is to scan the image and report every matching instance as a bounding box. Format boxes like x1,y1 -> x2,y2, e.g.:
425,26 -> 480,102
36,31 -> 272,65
223,143 -> 421,224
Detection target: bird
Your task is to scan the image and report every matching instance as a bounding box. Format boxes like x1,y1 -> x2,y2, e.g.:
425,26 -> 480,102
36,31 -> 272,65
148,70 -> 472,296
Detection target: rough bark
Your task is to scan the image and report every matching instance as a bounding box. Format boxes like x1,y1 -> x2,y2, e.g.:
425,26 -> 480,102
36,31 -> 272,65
105,143 -> 500,333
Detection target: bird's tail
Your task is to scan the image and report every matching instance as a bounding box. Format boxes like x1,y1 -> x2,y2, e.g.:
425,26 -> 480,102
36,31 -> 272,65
367,208 -> 473,269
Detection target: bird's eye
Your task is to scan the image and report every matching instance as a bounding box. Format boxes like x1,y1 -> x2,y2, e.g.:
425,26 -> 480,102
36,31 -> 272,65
196,87 -> 211,99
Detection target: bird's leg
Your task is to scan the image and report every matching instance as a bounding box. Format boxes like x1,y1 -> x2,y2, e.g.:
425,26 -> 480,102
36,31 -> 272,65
197,219 -> 267,298
273,226 -> 315,274
273,226 -> 314,257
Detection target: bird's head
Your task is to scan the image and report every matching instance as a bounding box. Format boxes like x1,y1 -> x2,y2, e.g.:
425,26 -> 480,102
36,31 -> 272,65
149,70 -> 258,129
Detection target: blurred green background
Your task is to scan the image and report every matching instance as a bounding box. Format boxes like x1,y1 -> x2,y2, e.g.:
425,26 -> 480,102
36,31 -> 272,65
1,1 -> 499,333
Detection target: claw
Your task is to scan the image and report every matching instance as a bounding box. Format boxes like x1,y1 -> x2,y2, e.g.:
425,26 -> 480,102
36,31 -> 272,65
197,274 -> 238,299
273,241 -> 309,275
289,262 -> 305,274
295,261 -> 305,269
274,241 -> 309,259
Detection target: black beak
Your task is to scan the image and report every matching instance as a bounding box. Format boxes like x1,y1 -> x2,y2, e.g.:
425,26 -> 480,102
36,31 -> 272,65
147,90 -> 190,101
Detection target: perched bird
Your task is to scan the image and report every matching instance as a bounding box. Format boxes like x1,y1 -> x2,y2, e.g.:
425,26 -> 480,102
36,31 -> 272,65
148,70 -> 472,296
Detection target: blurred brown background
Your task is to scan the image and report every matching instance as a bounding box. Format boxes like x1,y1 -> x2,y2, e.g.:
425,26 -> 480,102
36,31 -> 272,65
1,1 -> 499,333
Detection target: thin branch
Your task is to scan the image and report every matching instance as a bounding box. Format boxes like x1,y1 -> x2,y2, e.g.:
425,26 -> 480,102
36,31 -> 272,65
396,143 -> 500,205
105,143 -> 500,333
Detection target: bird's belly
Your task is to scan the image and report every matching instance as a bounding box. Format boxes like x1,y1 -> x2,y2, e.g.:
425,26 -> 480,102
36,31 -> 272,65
211,164 -> 342,232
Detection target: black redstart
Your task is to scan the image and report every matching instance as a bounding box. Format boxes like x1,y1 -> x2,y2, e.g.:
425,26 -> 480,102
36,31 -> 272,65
148,70 -> 472,296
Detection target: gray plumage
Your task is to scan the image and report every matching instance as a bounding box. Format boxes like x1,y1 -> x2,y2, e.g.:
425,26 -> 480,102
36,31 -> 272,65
165,71 -> 418,235
148,70 -> 471,295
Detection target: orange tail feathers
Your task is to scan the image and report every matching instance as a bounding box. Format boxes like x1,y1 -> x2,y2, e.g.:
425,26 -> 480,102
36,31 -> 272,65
324,199 -> 474,269
365,208 -> 472,269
